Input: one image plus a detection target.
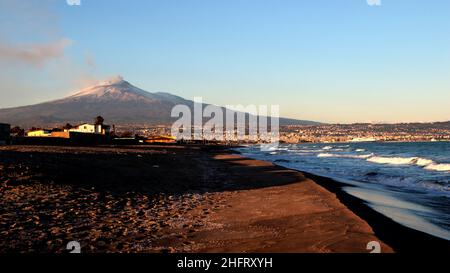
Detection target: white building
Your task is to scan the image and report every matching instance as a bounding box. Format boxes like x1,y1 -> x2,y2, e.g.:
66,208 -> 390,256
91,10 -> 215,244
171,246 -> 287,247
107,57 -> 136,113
67,123 -> 110,135
27,129 -> 52,137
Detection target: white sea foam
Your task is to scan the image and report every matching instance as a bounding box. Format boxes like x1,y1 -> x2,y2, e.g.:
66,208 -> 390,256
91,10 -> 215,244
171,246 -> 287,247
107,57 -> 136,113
322,146 -> 333,150
355,148 -> 366,152
367,156 -> 419,165
366,156 -> 450,172
415,158 -> 435,167
317,153 -> 373,159
316,153 -> 449,173
266,146 -> 288,152
424,163 -> 450,172
354,154 -> 374,159
317,153 -> 334,158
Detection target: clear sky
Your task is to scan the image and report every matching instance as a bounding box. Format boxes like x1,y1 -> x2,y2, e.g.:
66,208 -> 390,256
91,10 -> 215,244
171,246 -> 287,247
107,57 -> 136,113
1,0 -> 449,123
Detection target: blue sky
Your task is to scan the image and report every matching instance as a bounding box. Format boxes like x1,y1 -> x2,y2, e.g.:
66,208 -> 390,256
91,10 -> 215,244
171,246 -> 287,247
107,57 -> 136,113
1,0 -> 449,123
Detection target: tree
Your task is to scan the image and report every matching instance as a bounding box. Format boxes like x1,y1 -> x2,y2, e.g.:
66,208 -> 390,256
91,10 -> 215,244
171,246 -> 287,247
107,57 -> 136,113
63,123 -> 73,130
10,126 -> 25,137
95,116 -> 104,125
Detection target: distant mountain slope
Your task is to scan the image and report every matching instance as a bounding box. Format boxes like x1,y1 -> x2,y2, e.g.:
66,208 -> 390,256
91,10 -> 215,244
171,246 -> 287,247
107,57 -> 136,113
0,76 -> 321,128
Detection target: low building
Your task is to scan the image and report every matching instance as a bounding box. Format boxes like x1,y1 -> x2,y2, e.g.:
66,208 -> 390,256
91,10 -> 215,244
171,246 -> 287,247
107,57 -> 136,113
0,123 -> 11,145
51,131 -> 70,138
27,129 -> 52,137
68,123 -> 111,135
145,135 -> 177,144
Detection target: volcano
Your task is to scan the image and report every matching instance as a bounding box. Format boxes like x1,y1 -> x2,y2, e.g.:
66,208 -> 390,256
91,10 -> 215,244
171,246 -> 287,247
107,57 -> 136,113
0,76 -> 320,128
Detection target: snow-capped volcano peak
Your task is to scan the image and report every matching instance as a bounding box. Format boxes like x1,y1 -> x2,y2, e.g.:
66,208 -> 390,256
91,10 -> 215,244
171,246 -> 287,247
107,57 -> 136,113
99,75 -> 125,86
68,75 -> 153,101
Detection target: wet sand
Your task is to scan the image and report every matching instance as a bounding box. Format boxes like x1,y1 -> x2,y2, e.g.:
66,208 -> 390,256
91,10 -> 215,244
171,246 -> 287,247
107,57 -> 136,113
0,145 -> 411,253
189,154 -> 392,252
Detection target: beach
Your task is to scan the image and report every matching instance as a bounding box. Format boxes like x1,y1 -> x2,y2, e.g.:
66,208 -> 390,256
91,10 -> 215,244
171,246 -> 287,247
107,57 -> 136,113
0,144 -> 447,253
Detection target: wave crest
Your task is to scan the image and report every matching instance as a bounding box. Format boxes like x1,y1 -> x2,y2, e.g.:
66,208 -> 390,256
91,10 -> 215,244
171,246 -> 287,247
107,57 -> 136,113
317,153 -> 373,159
316,153 -> 450,173
367,156 -> 419,165
424,163 -> 450,172
366,156 -> 449,172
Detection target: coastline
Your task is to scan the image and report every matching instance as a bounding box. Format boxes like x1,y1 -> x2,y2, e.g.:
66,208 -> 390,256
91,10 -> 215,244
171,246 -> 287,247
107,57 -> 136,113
295,171 -> 450,252
186,152 -> 393,253
0,145 -> 448,253
232,147 -> 450,252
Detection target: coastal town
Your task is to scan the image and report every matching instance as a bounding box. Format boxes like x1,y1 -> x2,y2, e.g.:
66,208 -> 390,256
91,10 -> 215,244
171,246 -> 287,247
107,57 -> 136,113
1,119 -> 450,146
279,122 -> 450,143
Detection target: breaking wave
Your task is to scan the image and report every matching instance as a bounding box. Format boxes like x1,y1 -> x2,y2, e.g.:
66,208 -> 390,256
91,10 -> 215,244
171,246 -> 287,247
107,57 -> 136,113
424,163 -> 450,172
317,154 -> 450,173
317,153 -> 373,159
366,156 -> 450,172
367,156 -> 423,165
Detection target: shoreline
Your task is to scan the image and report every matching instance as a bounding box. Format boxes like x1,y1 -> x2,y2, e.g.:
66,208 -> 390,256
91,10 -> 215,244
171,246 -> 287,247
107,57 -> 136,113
232,148 -> 450,252
202,147 -> 450,252
185,152 -> 393,253
295,170 -> 450,252
0,145 -> 448,252
235,142 -> 450,252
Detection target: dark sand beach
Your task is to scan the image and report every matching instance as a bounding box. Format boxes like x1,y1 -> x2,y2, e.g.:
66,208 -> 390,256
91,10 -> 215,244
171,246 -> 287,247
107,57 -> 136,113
0,145 -> 447,253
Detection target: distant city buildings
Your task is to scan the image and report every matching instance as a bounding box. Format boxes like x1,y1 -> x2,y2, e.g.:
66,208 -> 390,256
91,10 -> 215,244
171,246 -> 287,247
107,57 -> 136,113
110,122 -> 450,144
144,135 -> 177,144
279,123 -> 450,143
4,118 -> 450,145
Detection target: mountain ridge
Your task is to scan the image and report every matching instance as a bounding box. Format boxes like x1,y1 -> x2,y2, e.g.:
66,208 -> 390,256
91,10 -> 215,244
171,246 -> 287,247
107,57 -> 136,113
0,76 -> 321,128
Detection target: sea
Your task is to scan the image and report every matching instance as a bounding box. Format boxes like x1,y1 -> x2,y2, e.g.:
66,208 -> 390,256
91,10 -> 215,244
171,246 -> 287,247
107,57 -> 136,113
237,142 -> 450,241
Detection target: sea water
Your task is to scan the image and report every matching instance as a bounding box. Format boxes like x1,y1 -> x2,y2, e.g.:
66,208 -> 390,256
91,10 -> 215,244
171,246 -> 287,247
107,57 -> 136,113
238,142 -> 450,241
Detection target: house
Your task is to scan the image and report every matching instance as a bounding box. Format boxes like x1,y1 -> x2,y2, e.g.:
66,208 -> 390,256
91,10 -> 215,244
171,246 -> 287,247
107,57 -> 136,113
27,129 -> 52,137
0,123 -> 11,145
67,123 -> 110,135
